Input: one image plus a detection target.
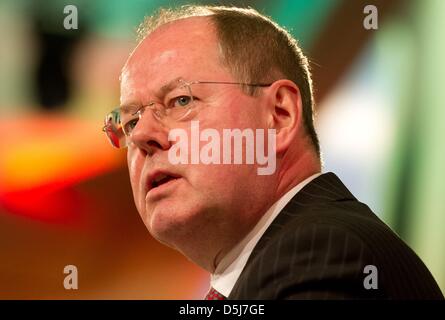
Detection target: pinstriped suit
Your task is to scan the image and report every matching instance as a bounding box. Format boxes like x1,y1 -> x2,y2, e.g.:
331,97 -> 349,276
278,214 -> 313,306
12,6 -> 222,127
229,173 -> 444,299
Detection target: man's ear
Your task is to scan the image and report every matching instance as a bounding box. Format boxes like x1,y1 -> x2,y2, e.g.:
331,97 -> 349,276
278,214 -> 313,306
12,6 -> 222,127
266,80 -> 302,154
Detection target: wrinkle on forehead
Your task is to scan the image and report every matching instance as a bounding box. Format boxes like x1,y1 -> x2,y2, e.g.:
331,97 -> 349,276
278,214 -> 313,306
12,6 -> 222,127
120,17 -> 230,105
127,50 -> 179,77
120,49 -> 181,105
124,17 -> 218,70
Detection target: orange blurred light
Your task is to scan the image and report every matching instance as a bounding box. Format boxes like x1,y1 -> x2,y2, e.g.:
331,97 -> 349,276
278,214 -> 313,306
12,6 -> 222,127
0,114 -> 125,222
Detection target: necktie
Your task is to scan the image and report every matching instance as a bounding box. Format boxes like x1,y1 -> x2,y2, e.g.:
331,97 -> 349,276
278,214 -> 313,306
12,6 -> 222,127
204,287 -> 226,300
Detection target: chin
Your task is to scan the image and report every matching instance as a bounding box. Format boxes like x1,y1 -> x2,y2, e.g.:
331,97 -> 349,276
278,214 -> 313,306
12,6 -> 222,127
144,199 -> 200,245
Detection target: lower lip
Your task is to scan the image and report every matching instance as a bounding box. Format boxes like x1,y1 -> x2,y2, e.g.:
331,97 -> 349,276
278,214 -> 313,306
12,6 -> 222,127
145,177 -> 181,200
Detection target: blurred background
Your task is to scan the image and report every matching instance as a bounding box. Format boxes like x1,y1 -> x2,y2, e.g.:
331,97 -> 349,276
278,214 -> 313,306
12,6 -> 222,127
0,0 -> 444,299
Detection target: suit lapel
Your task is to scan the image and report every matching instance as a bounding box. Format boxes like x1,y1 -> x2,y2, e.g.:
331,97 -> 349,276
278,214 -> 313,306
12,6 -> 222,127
229,172 -> 356,298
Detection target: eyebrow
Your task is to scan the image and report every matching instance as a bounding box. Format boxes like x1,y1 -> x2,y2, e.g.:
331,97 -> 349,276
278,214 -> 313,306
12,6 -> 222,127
159,77 -> 183,96
120,104 -> 139,115
120,77 -> 183,114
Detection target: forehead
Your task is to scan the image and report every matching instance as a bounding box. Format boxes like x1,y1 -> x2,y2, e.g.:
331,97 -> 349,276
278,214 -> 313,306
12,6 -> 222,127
121,17 -> 230,92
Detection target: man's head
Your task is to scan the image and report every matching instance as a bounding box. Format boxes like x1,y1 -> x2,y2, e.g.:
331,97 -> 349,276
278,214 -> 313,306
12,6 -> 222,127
136,6 -> 319,154
119,5 -> 321,271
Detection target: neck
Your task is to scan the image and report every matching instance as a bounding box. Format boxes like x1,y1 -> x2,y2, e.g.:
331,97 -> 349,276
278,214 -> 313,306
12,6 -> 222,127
275,144 -> 321,201
209,146 -> 321,273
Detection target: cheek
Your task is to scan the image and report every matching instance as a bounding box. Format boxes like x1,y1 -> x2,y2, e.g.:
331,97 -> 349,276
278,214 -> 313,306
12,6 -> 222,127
186,162 -> 255,205
220,98 -> 265,130
127,150 -> 142,194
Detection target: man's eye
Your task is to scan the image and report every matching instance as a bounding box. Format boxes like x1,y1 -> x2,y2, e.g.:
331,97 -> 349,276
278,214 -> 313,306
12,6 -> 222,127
171,96 -> 191,108
123,118 -> 139,134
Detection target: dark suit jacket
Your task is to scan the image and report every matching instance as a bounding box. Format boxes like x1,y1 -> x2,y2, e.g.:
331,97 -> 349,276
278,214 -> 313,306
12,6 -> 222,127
229,172 -> 444,299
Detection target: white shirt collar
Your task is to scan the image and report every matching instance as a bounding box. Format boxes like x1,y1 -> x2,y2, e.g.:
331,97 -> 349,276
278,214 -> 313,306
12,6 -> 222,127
210,172 -> 322,297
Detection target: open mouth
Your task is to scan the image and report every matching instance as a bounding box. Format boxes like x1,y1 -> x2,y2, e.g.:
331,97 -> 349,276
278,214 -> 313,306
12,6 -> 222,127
149,173 -> 179,191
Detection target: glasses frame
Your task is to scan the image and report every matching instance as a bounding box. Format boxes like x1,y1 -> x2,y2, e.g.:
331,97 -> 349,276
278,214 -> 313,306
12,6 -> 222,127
102,79 -> 272,149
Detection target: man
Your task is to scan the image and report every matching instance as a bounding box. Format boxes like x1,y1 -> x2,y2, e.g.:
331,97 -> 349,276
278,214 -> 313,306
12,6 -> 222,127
103,5 -> 443,299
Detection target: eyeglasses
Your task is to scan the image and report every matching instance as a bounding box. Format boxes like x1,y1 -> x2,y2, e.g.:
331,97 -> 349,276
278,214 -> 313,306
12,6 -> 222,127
103,78 -> 272,148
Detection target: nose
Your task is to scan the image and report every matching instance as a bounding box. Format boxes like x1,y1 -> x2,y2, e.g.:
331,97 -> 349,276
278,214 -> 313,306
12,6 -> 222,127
129,108 -> 171,156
